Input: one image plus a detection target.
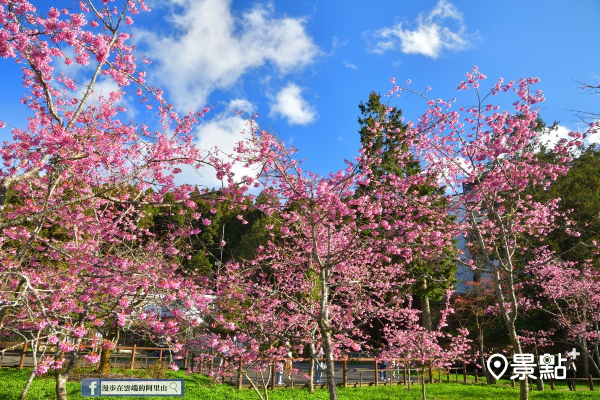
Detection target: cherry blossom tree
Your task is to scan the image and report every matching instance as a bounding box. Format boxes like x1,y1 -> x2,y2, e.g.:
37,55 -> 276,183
0,1 -> 238,399
453,278 -> 500,382
389,67 -> 591,400
185,289 -> 304,400
532,257 -> 600,377
382,295 -> 471,400
212,118 -> 460,400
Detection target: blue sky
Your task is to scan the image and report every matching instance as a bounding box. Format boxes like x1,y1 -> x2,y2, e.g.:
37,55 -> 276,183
1,0 -> 599,188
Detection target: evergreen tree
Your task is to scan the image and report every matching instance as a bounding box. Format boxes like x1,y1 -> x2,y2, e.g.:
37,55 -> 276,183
357,92 -> 457,330
358,92 -> 420,183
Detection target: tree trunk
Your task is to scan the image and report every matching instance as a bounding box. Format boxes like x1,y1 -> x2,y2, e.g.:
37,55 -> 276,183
478,324 -> 487,375
21,336 -> 44,400
21,369 -> 36,400
584,348 -> 600,377
478,324 -> 495,384
508,323 -> 528,400
322,329 -> 338,400
493,269 -> 528,400
594,344 -> 600,377
308,342 -> 315,394
55,337 -> 83,400
318,228 -> 338,400
421,369 -> 426,400
535,377 -> 544,391
421,295 -> 432,331
582,341 -> 589,377
244,370 -> 267,400
98,329 -> 118,375
512,343 -> 528,400
56,373 -> 68,400
98,347 -> 112,376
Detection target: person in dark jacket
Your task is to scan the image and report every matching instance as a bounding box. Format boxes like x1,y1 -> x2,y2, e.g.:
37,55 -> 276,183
565,351 -> 577,391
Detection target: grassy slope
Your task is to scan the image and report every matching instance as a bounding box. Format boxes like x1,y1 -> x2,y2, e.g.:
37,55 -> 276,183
0,369 -> 596,400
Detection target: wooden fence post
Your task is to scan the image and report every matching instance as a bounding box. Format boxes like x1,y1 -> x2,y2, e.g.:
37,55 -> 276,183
511,378 -> 515,387
343,360 -> 347,388
374,360 -> 379,386
550,378 -> 555,390
360,371 -> 363,387
474,370 -> 478,383
129,344 -> 136,369
159,349 -> 163,362
463,362 -> 467,383
19,342 -> 28,369
589,375 -> 594,391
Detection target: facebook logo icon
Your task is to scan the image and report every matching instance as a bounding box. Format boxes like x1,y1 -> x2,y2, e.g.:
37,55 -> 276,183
81,378 -> 184,397
81,379 -> 100,397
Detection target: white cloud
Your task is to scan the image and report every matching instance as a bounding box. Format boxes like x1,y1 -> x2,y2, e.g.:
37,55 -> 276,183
583,120 -> 600,146
136,0 -> 319,112
269,84 -> 317,125
342,60 -> 357,69
367,0 -> 477,58
538,124 -> 574,150
331,36 -> 349,49
176,100 -> 260,189
226,98 -> 255,115
91,78 -> 136,118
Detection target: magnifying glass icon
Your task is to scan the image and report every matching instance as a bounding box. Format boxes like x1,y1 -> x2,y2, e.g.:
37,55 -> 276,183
169,382 -> 178,393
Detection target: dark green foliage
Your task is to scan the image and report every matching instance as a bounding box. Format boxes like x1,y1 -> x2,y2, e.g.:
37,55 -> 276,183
139,189 -> 277,276
357,92 -> 458,326
529,144 -> 600,268
358,91 -> 420,183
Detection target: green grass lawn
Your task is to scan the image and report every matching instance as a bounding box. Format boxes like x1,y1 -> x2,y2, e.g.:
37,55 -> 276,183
0,368 -> 596,400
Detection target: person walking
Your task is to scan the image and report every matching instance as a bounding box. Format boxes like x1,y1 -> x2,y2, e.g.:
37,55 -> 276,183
314,348 -> 324,384
565,351 -> 577,391
377,343 -> 389,382
276,342 -> 292,385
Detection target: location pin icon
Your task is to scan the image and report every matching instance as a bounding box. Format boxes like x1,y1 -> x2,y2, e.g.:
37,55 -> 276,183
487,354 -> 509,380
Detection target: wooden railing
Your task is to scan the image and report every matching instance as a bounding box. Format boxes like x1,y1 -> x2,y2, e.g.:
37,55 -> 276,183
0,341 -> 172,370
2,343 -> 598,392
